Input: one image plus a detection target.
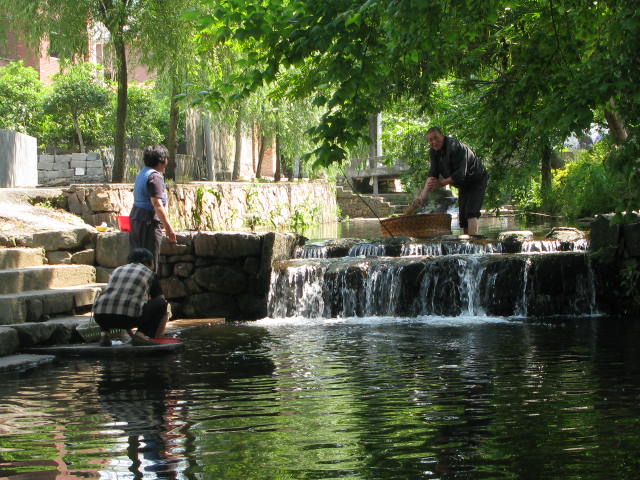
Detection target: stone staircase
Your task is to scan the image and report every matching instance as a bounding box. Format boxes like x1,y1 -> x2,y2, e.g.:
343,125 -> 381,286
336,185 -> 412,218
0,247 -> 104,371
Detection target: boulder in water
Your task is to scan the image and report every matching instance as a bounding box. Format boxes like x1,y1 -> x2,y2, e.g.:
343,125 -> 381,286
545,227 -> 586,243
498,230 -> 534,253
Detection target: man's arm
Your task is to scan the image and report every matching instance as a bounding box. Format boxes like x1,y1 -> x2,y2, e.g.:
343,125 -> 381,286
150,196 -> 177,243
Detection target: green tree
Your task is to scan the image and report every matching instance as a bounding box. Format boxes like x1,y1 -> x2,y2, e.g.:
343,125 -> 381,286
44,62 -> 110,153
195,0 -> 640,211
0,61 -> 44,136
137,0 -> 201,179
0,0 -> 161,182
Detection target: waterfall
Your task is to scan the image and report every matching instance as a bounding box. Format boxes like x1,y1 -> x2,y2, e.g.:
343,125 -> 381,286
268,252 -> 598,319
349,243 -> 387,257
294,245 -> 329,259
296,238 -> 587,259
402,242 -> 503,256
521,239 -> 589,252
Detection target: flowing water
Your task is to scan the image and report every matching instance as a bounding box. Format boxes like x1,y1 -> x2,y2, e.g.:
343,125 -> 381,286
1,317 -> 640,480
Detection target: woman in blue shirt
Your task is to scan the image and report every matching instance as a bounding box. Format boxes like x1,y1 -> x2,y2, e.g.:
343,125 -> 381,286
129,145 -> 177,269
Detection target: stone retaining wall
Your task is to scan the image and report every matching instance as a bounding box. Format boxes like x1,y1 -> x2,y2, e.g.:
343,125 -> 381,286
64,181 -> 337,231
94,230 -> 302,320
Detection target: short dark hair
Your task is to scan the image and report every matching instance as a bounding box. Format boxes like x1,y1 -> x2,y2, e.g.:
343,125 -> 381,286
143,145 -> 169,168
128,247 -> 154,267
427,127 -> 443,135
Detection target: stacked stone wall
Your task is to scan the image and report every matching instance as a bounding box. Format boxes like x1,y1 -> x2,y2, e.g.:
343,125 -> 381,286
64,181 -> 337,231
94,230 -> 302,320
39,152 -> 106,186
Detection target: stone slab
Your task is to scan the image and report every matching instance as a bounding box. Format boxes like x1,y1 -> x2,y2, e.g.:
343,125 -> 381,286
25,341 -> 183,357
0,247 -> 46,269
0,264 -> 96,294
0,284 -> 104,324
0,354 -> 56,373
0,327 -> 19,356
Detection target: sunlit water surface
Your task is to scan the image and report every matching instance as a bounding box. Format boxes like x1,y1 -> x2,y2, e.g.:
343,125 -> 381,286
1,316 -> 640,479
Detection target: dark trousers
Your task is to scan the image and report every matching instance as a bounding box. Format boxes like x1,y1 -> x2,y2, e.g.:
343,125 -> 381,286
458,174 -> 489,229
94,296 -> 168,338
129,219 -> 163,271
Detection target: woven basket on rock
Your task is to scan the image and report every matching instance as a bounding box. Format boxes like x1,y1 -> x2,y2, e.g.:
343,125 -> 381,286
380,213 -> 452,238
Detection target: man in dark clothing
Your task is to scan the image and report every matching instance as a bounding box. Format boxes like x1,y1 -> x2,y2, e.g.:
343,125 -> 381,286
93,248 -> 170,346
412,127 -> 488,235
129,145 -> 177,271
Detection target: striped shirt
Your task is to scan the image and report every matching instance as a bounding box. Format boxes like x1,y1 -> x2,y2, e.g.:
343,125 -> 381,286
93,263 -> 155,317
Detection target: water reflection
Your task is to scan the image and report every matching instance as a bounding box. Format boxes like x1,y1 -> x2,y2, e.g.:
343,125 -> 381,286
1,318 -> 640,479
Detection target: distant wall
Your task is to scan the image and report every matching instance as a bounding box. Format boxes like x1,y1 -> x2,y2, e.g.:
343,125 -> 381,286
38,152 -> 106,186
0,130 -> 37,187
336,185 -> 395,218
38,149 -> 205,187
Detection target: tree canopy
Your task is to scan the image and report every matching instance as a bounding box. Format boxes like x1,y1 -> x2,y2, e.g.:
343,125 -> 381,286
191,0 -> 640,210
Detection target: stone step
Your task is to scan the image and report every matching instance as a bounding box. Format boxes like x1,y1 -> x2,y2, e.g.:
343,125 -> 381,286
0,284 -> 105,324
0,247 -> 46,269
0,353 -> 56,373
0,264 -> 96,294
0,313 -> 94,361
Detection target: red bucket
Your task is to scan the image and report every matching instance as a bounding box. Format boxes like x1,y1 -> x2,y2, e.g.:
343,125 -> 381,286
150,337 -> 180,344
117,215 -> 131,231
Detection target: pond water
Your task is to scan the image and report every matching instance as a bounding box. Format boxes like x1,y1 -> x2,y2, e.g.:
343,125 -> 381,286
2,316 -> 640,479
306,213 -> 579,241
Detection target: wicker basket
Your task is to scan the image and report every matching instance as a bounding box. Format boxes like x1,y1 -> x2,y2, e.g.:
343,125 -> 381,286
380,213 -> 452,238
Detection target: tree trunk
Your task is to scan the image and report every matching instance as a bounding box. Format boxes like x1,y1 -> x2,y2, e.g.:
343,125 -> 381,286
255,133 -> 266,179
604,98 -> 628,145
274,131 -> 282,182
232,110 -> 242,180
541,144 -> 553,212
165,84 -> 179,180
73,115 -> 85,153
111,34 -> 128,183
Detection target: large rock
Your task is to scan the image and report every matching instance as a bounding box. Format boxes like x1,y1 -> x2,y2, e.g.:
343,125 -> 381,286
0,354 -> 55,373
498,230 -> 534,253
86,189 -> 120,212
182,292 -> 238,318
194,231 -> 262,258
160,238 -> 193,256
0,327 -> 19,356
12,322 -> 58,347
96,231 -> 130,268
236,293 -> 268,319
622,222 -> 640,257
193,265 -> 248,294
546,227 -> 586,242
590,214 -> 619,253
70,248 -> 96,265
0,247 -> 45,269
32,227 -> 95,251
46,250 -> 72,265
160,277 -> 188,299
260,232 -> 304,274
